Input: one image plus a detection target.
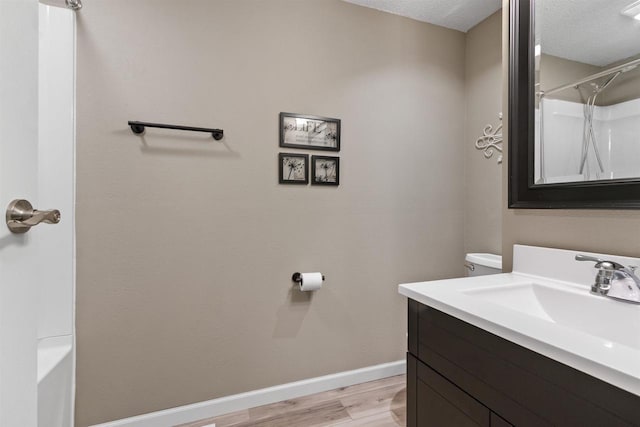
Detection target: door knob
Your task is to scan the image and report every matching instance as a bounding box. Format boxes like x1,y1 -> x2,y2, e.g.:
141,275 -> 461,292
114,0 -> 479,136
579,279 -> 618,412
6,199 -> 61,233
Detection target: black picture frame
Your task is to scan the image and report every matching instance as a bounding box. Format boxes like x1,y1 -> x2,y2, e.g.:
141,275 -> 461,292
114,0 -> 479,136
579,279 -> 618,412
311,155 -> 340,186
279,153 -> 309,185
279,112 -> 341,152
508,0 -> 640,209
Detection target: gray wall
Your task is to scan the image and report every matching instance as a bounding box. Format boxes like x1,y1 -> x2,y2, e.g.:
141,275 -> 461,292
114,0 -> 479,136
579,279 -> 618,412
500,1 -> 640,270
540,52 -> 640,107
464,11 -> 503,256
539,54 -> 599,103
537,53 -> 640,107
597,54 -> 640,106
75,1 -> 466,424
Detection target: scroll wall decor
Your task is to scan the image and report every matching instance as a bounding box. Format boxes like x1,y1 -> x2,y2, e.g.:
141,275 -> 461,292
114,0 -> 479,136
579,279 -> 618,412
475,113 -> 503,164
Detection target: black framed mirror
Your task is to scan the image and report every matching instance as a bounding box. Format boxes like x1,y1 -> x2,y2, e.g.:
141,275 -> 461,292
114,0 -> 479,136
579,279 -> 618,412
508,0 -> 640,209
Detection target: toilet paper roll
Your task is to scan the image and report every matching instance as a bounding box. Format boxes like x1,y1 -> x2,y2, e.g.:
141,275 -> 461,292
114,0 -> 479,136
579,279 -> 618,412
298,272 -> 323,291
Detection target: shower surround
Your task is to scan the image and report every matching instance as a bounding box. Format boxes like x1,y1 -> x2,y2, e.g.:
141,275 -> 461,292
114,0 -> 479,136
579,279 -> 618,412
536,98 -> 640,183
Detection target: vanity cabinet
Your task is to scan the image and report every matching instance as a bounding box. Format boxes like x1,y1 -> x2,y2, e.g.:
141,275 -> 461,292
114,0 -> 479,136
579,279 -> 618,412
407,300 -> 640,427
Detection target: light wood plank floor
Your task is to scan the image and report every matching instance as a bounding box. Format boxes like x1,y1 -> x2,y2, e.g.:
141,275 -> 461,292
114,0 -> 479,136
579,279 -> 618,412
177,375 -> 406,427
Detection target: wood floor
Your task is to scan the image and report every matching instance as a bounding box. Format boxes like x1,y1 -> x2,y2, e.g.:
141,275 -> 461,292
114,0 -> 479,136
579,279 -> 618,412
177,375 -> 406,427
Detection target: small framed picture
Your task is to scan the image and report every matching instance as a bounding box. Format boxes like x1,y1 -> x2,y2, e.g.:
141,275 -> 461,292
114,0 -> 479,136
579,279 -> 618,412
311,155 -> 340,186
280,112 -> 341,152
279,153 -> 309,184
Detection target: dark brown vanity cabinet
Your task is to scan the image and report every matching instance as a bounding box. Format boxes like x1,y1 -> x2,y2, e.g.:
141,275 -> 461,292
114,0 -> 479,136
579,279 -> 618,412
406,300 -> 640,427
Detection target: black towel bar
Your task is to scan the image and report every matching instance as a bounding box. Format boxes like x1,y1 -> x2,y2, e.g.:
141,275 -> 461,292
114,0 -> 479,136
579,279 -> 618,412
128,121 -> 224,140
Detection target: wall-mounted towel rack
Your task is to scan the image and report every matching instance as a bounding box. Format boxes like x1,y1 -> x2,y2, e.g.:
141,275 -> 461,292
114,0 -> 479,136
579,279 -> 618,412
128,121 -> 224,140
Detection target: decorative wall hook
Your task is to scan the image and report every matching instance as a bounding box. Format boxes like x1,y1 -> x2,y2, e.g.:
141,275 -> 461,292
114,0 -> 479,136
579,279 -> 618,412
475,113 -> 503,164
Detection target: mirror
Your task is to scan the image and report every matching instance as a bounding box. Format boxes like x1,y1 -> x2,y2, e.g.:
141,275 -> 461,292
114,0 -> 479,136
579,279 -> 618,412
509,0 -> 640,209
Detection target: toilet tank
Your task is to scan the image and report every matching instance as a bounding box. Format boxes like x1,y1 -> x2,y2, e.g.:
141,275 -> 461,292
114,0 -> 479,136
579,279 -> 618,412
465,253 -> 502,276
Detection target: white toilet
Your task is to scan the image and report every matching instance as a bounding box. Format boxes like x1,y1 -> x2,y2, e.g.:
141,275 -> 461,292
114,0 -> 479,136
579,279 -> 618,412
465,253 -> 502,276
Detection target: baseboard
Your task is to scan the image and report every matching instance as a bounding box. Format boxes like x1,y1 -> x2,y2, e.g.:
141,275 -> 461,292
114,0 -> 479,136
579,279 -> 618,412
91,360 -> 406,427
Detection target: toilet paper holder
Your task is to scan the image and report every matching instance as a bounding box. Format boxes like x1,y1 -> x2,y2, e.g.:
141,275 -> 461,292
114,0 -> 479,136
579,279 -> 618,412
292,272 -> 326,283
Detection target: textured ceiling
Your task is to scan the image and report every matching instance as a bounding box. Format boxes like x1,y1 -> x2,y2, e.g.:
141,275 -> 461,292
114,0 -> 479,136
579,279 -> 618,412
539,0 -> 640,66
341,0 -> 502,32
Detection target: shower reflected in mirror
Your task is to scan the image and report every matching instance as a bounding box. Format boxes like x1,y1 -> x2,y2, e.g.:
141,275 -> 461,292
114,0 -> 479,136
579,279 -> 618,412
535,0 -> 640,184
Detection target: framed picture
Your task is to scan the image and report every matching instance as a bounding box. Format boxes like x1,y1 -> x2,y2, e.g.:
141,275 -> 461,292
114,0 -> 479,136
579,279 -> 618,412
311,155 -> 340,186
280,112 -> 341,152
279,153 -> 309,184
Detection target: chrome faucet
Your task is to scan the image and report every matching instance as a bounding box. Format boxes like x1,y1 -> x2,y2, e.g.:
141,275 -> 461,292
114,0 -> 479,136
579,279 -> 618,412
575,254 -> 640,304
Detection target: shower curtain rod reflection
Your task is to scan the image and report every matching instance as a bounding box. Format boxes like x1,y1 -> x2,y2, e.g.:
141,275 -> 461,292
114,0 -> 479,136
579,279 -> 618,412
540,57 -> 640,98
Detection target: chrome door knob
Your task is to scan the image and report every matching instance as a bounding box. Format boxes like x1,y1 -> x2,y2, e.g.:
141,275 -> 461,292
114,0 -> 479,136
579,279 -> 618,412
6,199 -> 60,234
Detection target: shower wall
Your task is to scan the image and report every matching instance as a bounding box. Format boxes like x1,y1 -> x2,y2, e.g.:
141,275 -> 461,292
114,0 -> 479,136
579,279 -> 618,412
537,98 -> 640,182
38,2 -> 75,342
38,4 -> 76,427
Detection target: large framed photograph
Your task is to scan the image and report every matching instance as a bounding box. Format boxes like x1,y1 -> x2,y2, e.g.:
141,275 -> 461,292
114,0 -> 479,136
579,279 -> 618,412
280,112 -> 341,152
279,153 -> 309,185
311,155 -> 339,186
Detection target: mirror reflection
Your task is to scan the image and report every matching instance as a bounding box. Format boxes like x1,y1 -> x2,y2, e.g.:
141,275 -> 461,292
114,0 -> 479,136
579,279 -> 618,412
535,0 -> 640,184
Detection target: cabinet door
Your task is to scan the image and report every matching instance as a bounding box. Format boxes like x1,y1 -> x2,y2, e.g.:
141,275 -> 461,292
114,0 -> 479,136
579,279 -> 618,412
491,412 -> 514,427
417,380 -> 488,427
414,355 -> 490,427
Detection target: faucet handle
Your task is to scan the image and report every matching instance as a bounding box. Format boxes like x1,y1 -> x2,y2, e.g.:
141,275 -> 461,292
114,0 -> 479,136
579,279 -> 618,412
574,254 -> 625,270
575,254 -> 604,264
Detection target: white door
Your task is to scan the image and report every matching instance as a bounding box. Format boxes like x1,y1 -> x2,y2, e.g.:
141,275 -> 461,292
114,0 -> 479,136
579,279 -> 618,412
0,0 -> 45,425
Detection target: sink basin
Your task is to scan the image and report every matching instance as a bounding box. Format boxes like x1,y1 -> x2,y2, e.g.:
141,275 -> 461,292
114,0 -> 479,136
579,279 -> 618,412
463,282 -> 640,350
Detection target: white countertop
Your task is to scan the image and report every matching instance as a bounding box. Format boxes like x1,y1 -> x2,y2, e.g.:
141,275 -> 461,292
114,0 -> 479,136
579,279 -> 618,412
399,245 -> 640,397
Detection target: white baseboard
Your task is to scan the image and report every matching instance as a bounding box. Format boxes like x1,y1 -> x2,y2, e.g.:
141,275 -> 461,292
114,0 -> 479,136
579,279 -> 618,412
91,360 -> 406,427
